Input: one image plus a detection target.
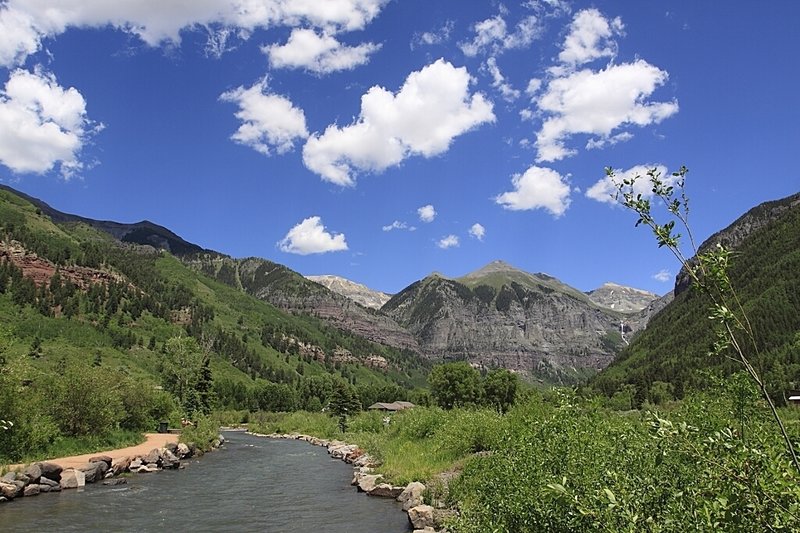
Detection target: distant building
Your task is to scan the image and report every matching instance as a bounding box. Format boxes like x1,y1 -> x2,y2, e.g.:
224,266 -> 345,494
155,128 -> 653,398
368,401 -> 415,412
787,391 -> 800,406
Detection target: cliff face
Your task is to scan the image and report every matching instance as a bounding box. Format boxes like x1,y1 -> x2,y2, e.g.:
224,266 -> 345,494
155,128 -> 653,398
183,255 -> 420,352
382,262 -> 637,383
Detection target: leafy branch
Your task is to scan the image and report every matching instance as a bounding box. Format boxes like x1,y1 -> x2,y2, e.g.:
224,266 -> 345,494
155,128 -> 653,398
609,165 -> 800,476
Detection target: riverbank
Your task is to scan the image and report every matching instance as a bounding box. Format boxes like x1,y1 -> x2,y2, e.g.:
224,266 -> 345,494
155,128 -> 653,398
1,432 -> 223,504
250,431 -> 446,533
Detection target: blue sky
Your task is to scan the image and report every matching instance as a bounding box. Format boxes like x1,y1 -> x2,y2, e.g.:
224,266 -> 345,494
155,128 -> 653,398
0,1 -> 798,296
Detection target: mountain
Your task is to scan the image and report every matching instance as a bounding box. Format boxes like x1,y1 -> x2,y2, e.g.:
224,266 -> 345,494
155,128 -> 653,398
0,185 -> 428,410
306,275 -> 392,310
586,282 -> 659,313
383,260 -> 637,384
181,255 -> 420,352
592,191 -> 800,403
0,184 -> 208,255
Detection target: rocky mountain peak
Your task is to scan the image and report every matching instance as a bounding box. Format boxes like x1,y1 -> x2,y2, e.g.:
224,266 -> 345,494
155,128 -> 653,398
462,260 -> 522,279
587,282 -> 659,313
305,274 -> 392,310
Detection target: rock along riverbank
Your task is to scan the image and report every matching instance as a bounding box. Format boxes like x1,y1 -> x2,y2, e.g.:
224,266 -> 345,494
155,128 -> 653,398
249,431 -> 453,533
0,435 -> 224,505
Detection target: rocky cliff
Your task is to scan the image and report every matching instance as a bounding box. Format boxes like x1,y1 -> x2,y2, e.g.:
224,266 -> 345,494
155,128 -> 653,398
306,275 -> 392,310
383,261 -> 638,383
183,255 -> 420,352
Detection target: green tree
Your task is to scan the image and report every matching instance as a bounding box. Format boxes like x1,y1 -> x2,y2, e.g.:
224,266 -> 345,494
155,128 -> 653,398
482,368 -> 519,413
329,380 -> 360,432
160,336 -> 205,416
430,362 -> 482,409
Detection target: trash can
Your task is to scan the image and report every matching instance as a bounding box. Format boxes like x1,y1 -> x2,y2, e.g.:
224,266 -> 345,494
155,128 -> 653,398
158,421 -> 169,433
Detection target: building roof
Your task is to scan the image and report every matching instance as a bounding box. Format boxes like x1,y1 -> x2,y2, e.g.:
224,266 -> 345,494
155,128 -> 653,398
368,401 -> 416,411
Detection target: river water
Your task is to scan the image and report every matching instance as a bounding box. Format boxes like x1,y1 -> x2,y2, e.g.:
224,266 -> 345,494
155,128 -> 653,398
0,431 -> 411,532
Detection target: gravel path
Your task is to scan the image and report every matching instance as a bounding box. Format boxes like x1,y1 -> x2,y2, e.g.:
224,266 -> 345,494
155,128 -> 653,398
7,433 -> 178,470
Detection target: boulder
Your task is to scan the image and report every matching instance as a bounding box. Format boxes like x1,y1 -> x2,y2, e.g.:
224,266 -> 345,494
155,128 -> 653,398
413,528 -> 437,533
0,481 -> 18,499
112,456 -> 132,476
39,484 -> 52,493
23,484 -> 40,497
129,458 -> 143,471
76,463 -> 101,484
92,460 -> 110,479
143,448 -> 162,466
137,464 -> 160,473
39,477 -> 59,488
398,481 -> 426,511
0,497 -> 7,504
161,449 -> 180,469
103,478 -> 128,486
368,483 -> 404,498
89,455 -> 113,469
23,464 -> 42,484
356,474 -> 383,493
165,442 -> 179,454
60,469 -> 86,490
37,462 -> 63,482
176,443 -> 191,459
407,505 -> 435,530
1,472 -> 16,483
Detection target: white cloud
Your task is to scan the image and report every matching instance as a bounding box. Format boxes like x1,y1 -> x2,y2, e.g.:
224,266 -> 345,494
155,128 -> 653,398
0,0 -> 390,66
417,204 -> 436,223
437,234 -> 459,249
220,79 -> 308,156
264,28 -> 380,74
525,78 -> 542,97
460,13 -> 542,57
534,60 -> 679,162
558,8 -> 623,68
302,58 -> 494,186
277,216 -> 348,255
653,269 -> 671,283
586,163 -> 669,205
411,20 -> 454,49
585,131 -> 633,150
495,165 -> 571,217
469,223 -> 485,241
382,220 -> 415,232
0,67 -> 98,177
485,57 -> 520,102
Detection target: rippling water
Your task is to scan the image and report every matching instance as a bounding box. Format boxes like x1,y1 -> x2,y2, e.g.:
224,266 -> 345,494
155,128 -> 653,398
0,431 -> 411,532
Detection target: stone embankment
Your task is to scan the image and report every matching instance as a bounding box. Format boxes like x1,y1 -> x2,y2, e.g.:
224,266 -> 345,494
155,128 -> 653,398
0,437 -> 224,505
250,432 -> 452,533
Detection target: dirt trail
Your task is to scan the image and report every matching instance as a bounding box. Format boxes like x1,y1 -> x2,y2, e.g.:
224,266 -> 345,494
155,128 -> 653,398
6,433 -> 178,471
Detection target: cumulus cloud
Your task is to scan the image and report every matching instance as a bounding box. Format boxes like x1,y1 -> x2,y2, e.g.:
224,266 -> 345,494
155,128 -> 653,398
437,234 -> 459,249
382,220 -> 415,232
0,0 -> 390,66
0,67 -> 98,177
277,216 -> 348,255
417,204 -> 436,223
485,57 -> 520,102
264,28 -> 380,74
585,164 -> 669,204
220,79 -> 308,155
469,223 -> 485,241
558,8 -> 623,68
534,60 -> 679,162
495,165 -> 571,217
302,58 -> 494,186
460,13 -> 542,57
653,269 -> 672,283
585,131 -> 633,150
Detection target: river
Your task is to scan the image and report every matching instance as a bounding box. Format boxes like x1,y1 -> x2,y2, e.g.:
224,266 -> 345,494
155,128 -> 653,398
0,431 -> 412,532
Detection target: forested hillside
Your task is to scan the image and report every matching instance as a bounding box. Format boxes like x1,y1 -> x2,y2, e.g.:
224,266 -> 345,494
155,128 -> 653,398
593,192 -> 800,404
0,186 -> 427,462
